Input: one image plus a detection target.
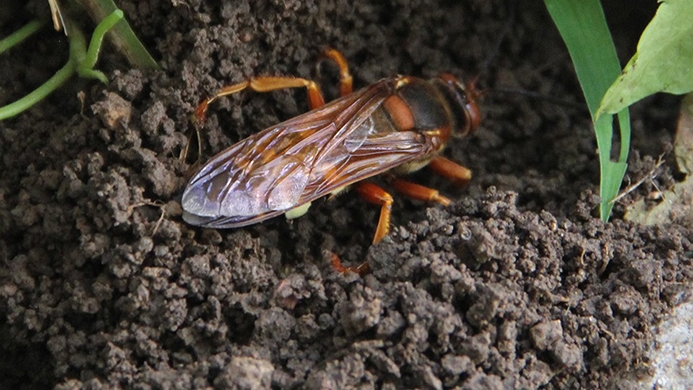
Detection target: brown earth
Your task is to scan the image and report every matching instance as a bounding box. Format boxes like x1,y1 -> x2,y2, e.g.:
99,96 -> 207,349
1,0 -> 690,389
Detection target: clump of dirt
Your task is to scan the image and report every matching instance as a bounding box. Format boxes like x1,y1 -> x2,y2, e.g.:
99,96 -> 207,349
1,0 -> 690,388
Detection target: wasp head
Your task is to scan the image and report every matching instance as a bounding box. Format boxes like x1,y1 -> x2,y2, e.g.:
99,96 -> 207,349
436,74 -> 482,137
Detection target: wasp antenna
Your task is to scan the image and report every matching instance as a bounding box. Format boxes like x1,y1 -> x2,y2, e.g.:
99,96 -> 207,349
477,2 -> 517,78
487,88 -> 588,112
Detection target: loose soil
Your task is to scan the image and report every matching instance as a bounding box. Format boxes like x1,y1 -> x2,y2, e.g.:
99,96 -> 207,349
1,0 -> 691,389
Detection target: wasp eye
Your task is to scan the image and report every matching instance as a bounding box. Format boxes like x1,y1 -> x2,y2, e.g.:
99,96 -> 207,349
465,101 -> 481,133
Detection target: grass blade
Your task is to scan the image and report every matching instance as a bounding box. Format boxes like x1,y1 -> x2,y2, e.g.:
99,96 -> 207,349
544,0 -> 631,221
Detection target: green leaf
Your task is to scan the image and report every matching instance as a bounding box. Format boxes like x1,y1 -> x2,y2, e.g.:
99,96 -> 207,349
545,0 -> 631,221
598,0 -> 693,116
544,0 -> 622,119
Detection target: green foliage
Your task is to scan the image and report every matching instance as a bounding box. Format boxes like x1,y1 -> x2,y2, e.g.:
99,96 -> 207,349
75,0 -> 159,69
598,0 -> 693,116
0,20 -> 44,53
0,11 -> 123,120
0,1 -> 158,120
544,0 -> 630,221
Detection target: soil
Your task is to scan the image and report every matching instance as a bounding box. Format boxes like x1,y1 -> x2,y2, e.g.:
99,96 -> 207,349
1,0 -> 691,389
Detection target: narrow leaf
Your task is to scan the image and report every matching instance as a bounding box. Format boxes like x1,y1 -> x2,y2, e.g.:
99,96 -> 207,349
545,0 -> 631,221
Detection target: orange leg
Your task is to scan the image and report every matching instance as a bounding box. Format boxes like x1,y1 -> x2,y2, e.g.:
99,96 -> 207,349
331,253 -> 370,275
194,76 -> 327,122
321,48 -> 353,96
390,179 -> 451,206
332,181 -> 392,276
355,182 -> 393,244
428,156 -> 473,186
195,48 -> 354,123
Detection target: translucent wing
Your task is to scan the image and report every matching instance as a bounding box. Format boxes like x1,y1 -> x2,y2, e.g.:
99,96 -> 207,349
182,79 -> 436,228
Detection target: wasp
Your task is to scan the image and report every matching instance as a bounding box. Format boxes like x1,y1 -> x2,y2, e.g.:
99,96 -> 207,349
182,49 -> 480,246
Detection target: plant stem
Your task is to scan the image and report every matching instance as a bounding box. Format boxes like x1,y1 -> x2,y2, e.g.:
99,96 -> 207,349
77,9 -> 123,82
76,0 -> 159,69
0,10 -> 124,120
0,20 -> 45,54
0,62 -> 75,120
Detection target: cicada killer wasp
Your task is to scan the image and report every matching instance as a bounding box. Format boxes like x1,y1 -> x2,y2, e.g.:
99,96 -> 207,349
182,49 -> 480,249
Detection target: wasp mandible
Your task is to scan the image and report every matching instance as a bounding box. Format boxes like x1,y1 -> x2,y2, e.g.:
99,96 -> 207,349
182,49 -> 480,244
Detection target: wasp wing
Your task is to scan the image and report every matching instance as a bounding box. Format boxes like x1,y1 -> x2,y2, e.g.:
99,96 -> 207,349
183,79 -> 436,228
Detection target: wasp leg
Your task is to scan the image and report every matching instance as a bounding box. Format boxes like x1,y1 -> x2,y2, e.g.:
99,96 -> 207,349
195,76 -> 327,122
390,179 -> 452,206
355,182 -> 394,244
180,126 -> 202,175
321,48 -> 353,96
331,253 -> 370,275
428,156 -> 473,186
